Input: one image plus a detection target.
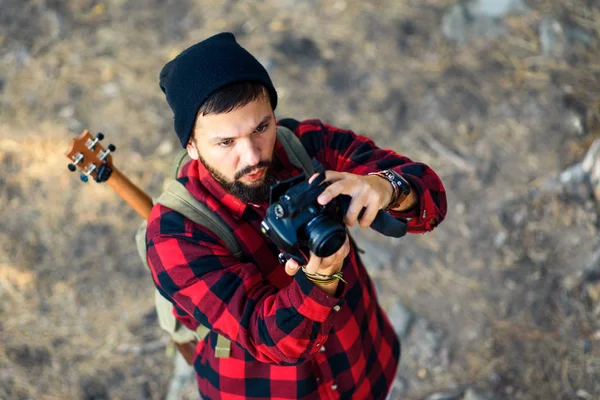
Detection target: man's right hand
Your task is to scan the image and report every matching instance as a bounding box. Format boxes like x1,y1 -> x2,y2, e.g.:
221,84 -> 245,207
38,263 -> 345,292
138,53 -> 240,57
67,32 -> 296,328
284,235 -> 350,277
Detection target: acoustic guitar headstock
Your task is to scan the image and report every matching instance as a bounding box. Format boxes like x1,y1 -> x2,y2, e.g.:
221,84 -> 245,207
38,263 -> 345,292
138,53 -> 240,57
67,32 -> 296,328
65,130 -> 116,183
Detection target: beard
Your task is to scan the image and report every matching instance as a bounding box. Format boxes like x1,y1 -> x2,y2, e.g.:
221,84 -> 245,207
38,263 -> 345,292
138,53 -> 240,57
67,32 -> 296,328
198,155 -> 276,204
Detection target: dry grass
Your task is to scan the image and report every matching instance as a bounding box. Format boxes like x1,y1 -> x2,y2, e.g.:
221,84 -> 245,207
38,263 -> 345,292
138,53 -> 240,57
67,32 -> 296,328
1,0 -> 599,399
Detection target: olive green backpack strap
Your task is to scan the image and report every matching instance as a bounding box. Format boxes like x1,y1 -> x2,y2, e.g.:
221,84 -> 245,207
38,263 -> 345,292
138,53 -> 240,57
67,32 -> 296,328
276,126 -> 315,177
157,180 -> 243,259
155,180 -> 240,357
170,149 -> 191,180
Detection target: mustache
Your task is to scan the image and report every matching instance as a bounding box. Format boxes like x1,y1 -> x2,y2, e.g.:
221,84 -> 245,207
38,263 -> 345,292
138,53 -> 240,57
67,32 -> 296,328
235,160 -> 272,180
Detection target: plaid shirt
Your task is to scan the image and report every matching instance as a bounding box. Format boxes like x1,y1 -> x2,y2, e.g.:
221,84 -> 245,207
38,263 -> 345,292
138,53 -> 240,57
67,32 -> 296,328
146,119 -> 447,400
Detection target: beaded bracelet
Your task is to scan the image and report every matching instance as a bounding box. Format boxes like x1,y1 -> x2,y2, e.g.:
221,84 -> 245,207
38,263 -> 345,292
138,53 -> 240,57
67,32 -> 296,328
301,266 -> 347,284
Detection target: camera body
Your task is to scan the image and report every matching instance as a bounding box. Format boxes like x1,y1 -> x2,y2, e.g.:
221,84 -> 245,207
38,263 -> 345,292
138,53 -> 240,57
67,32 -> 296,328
260,170 -> 347,266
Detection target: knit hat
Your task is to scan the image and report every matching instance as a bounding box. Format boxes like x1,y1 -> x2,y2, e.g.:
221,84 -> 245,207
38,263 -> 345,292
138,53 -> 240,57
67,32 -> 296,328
159,32 -> 278,147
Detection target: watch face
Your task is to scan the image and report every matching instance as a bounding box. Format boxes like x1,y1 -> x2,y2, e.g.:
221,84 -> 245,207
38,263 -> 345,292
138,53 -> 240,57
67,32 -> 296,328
389,170 -> 411,195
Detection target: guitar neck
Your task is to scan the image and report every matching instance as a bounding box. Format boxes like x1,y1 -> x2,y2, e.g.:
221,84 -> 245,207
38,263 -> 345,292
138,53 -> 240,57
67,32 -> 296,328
106,167 -> 153,219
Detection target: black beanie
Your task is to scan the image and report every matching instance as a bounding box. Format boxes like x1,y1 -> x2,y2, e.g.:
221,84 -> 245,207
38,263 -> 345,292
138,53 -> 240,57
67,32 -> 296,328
159,32 -> 278,148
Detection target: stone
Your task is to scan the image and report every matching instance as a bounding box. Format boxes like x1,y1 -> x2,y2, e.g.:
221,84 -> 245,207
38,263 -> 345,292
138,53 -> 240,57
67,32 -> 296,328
273,35 -> 322,67
464,387 -> 496,400
425,391 -> 462,400
101,82 -> 120,98
409,318 -> 444,363
441,0 -> 529,43
166,352 -> 197,400
469,0 -> 528,18
539,17 -> 567,58
388,300 -> 415,337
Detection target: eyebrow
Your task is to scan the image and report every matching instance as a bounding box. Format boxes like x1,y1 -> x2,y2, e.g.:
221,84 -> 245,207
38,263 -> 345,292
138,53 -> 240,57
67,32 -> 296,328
210,115 -> 272,143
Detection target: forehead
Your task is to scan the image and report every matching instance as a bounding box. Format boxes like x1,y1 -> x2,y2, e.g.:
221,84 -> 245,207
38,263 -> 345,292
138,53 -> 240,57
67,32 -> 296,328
194,96 -> 273,140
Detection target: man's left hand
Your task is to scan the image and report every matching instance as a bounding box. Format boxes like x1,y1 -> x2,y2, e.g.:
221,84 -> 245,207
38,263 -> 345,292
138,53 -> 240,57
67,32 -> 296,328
311,171 -> 394,228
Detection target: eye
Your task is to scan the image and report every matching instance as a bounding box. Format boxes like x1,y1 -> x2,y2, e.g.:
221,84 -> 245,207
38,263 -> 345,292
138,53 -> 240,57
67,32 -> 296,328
218,139 -> 234,147
256,124 -> 268,133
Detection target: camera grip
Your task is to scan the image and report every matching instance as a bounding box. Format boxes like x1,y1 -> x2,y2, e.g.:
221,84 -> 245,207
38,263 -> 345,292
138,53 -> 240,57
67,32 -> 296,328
278,250 -> 309,266
338,195 -> 408,238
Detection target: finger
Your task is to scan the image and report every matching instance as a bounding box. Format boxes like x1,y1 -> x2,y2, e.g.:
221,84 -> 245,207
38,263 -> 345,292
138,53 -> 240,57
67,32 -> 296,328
318,180 -> 354,205
321,235 -> 350,268
344,191 -> 369,227
331,235 -> 350,260
285,259 -> 300,276
358,196 -> 381,228
308,173 -> 320,184
321,170 -> 346,183
340,235 -> 351,258
304,251 -> 322,274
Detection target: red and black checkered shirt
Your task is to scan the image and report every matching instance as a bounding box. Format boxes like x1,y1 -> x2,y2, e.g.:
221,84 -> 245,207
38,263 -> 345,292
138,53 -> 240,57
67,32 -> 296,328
146,119 -> 447,399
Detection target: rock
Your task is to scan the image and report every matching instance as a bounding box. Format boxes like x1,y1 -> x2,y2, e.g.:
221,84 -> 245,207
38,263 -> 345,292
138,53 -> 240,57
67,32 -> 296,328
539,17 -> 567,58
562,95 -> 588,136
494,231 -> 507,248
156,140 -> 174,156
583,339 -> 592,354
469,0 -> 528,17
576,389 -> 594,399
59,104 -> 75,118
388,375 -> 408,397
464,387 -> 496,400
166,351 -> 198,400
441,4 -> 477,44
408,318 -> 444,364
441,0 -> 529,43
273,35 -> 322,67
425,391 -> 462,400
68,118 -> 84,133
101,82 -> 120,98
80,376 -> 109,400
388,300 -> 415,338
5,344 -> 51,368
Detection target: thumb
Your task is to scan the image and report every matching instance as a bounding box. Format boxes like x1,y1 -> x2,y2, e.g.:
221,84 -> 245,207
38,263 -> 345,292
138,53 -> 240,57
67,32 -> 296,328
285,259 -> 300,276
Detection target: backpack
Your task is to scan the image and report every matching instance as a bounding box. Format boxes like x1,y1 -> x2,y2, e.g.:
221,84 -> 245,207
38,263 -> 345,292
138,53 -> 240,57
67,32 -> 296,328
135,125 -> 315,360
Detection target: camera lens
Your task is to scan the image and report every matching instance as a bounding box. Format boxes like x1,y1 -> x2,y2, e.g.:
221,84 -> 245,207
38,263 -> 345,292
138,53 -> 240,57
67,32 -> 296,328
305,215 -> 347,257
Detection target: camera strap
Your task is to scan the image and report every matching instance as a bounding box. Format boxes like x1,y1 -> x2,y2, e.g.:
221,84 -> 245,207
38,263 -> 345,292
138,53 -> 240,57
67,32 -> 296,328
275,126 -> 315,178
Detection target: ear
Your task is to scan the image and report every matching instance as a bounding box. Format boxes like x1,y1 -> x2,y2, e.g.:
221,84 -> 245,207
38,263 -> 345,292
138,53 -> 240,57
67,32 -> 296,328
186,139 -> 199,160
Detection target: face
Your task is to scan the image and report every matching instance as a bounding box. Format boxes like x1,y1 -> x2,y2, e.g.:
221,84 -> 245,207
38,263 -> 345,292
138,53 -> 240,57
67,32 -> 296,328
186,95 -> 278,204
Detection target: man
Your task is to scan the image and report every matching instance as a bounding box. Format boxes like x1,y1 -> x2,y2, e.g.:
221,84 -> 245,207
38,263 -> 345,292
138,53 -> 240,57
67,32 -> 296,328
147,32 -> 446,400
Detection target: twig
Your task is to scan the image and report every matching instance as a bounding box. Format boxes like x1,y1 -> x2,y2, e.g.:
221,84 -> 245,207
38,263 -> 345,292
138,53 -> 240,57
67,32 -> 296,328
116,338 -> 169,356
419,132 -> 476,172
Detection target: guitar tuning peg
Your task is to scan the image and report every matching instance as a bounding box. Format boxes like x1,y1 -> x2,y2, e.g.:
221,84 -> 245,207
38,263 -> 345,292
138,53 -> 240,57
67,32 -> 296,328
108,144 -> 116,152
68,164 -> 76,172
80,174 -> 89,182
97,132 -> 104,140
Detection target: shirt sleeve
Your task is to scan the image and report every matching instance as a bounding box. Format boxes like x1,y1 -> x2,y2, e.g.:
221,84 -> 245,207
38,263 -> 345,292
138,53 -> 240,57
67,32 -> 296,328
290,119 -> 447,233
146,210 -> 346,365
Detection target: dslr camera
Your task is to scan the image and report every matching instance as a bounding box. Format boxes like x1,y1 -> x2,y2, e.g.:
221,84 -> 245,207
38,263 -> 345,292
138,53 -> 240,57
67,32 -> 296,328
260,163 -> 346,266
260,160 -> 408,266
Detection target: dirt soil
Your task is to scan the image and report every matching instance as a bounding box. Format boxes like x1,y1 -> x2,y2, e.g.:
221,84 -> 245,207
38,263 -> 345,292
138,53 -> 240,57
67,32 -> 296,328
1,0 -> 600,399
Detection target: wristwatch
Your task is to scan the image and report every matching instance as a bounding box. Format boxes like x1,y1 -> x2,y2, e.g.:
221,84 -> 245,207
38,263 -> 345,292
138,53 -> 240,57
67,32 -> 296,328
367,169 -> 411,210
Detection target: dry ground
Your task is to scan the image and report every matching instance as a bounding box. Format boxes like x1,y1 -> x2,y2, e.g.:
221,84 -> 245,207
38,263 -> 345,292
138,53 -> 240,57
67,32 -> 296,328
1,0 -> 599,399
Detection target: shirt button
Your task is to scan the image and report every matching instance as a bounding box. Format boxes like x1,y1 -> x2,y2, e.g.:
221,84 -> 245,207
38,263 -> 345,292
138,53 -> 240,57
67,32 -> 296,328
333,305 -> 341,312
315,342 -> 320,348
331,383 -> 338,391
319,346 -> 326,352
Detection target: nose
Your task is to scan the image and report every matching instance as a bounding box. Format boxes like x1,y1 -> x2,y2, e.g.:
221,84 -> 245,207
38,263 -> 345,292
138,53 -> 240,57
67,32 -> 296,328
240,139 -> 261,169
